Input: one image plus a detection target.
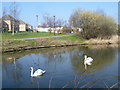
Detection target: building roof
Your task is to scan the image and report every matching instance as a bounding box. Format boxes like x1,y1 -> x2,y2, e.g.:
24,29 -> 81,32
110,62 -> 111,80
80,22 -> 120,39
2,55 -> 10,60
0,14 -> 32,26
19,20 -> 27,24
1,14 -> 16,21
1,14 -> 20,26
19,19 -> 32,26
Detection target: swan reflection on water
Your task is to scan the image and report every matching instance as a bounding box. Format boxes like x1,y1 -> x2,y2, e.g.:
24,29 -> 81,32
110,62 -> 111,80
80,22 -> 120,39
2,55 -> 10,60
31,76 -> 42,88
84,55 -> 93,69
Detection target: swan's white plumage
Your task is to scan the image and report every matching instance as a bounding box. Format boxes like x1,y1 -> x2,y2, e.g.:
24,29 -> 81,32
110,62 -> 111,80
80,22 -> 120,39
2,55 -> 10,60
30,67 -> 46,77
84,55 -> 93,69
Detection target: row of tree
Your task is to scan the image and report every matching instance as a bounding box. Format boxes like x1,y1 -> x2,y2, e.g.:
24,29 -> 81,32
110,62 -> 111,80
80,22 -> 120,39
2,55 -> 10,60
40,14 -> 71,28
41,9 -> 118,39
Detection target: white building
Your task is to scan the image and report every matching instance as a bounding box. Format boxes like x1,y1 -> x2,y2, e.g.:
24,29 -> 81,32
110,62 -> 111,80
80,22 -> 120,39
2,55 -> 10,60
37,26 -> 63,33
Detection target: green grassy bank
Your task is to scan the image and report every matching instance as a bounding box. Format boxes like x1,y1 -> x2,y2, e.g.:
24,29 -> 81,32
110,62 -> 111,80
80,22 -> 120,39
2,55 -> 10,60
2,32 -> 73,39
2,32 -> 86,52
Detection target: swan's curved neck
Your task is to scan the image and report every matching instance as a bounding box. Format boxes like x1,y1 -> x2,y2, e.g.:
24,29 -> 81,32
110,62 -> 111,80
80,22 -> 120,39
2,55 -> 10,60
31,68 -> 34,76
85,55 -> 87,60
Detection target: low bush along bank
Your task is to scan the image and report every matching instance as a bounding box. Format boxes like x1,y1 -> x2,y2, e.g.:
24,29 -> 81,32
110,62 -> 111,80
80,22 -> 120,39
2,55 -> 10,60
87,35 -> 118,44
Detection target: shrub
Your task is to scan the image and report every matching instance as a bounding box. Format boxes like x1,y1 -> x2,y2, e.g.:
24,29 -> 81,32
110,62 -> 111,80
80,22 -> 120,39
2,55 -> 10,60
48,28 -> 52,34
62,27 -> 72,33
70,9 -> 117,39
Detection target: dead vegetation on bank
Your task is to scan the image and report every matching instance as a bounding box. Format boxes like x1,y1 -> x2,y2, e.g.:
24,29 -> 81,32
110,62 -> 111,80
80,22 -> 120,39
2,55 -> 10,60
87,35 -> 119,45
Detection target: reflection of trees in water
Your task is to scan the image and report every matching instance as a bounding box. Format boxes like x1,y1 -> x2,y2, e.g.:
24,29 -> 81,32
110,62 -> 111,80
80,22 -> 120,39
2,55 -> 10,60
2,57 -> 23,84
28,54 -> 41,68
2,46 -> 118,87
40,47 -> 80,65
118,46 -> 120,77
2,47 -> 77,84
42,51 -> 66,64
2,47 -> 75,61
31,77 -> 41,88
2,47 -> 79,68
70,46 -> 117,75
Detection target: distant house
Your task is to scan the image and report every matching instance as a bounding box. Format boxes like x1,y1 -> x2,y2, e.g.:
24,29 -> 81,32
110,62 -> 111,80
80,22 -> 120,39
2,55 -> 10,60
19,20 -> 33,32
0,19 -> 9,32
37,26 -> 50,32
19,20 -> 27,32
37,25 -> 63,33
0,14 -> 33,32
1,15 -> 19,32
27,24 -> 33,30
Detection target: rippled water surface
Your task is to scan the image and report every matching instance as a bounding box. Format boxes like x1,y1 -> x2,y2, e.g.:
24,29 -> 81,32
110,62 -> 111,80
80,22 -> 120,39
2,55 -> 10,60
2,45 -> 119,88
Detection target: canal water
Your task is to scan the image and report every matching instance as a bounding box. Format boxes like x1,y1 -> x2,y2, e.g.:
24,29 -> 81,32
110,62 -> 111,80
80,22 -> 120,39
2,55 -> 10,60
2,45 -> 119,88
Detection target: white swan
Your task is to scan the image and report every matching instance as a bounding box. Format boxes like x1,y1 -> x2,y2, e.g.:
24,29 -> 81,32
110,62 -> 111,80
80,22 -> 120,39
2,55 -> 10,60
30,67 -> 46,77
84,55 -> 93,69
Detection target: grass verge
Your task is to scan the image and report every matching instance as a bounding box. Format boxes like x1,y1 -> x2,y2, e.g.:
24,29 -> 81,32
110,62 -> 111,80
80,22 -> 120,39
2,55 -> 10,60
2,32 -> 73,39
2,35 -> 86,51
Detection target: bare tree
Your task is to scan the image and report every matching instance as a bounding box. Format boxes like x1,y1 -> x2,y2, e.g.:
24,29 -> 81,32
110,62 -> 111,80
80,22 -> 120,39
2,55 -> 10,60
41,14 -> 65,28
9,2 -> 20,19
2,7 -> 7,16
1,7 -> 8,32
9,2 -> 20,35
56,19 -> 65,27
41,14 -> 65,34
42,14 -> 54,27
69,9 -> 81,28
